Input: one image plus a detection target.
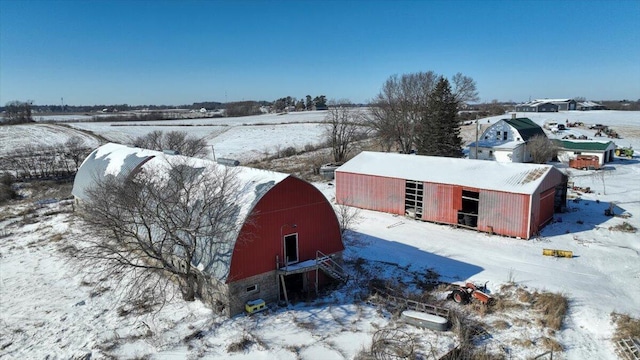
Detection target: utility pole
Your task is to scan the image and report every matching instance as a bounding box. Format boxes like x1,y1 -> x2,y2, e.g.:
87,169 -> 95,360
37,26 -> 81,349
475,120 -> 479,159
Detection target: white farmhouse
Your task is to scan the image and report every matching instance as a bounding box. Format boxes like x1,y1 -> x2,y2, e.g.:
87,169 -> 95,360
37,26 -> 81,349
468,117 -> 547,163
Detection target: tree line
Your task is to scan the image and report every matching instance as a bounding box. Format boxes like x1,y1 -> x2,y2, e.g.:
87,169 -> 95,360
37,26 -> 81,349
0,136 -> 93,181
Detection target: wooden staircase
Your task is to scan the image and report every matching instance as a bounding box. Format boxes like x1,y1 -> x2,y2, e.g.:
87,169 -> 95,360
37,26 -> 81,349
316,250 -> 349,283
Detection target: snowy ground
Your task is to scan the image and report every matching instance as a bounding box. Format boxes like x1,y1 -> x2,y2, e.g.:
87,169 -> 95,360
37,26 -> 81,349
1,110 -> 639,359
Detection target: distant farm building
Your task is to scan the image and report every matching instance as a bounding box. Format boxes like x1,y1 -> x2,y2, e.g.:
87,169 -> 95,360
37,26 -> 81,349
553,139 -> 616,166
468,117 -> 547,163
515,101 -> 558,113
516,98 -> 579,112
72,143 -> 345,315
578,101 -> 607,111
336,152 -> 567,239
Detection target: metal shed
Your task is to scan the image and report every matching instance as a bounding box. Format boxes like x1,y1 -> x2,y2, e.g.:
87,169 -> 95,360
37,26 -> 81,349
73,143 -> 345,315
336,152 -> 567,239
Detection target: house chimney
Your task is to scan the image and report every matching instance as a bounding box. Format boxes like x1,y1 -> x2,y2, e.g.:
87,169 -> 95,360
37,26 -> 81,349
511,113 -> 516,120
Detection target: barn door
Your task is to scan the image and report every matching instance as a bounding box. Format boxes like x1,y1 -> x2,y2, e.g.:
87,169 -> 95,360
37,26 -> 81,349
284,234 -> 299,264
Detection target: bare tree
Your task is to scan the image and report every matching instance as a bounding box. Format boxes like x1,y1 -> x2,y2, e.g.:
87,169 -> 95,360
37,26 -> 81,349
79,158 -> 245,302
334,202 -> 362,235
369,72 -> 437,154
451,73 -> 480,104
324,100 -> 369,163
368,71 -> 477,154
132,130 -> 208,157
527,134 -> 557,164
64,136 -> 92,172
3,100 -> 33,124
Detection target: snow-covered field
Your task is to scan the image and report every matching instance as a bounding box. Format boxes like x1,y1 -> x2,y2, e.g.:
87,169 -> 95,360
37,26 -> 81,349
1,110 -> 639,359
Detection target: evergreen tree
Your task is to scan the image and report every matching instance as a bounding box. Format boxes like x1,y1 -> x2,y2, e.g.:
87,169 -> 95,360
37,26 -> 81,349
416,77 -> 462,157
305,95 -> 313,110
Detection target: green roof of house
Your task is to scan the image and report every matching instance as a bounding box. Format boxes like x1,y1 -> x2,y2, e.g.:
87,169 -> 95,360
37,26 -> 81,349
552,139 -> 614,151
504,117 -> 546,141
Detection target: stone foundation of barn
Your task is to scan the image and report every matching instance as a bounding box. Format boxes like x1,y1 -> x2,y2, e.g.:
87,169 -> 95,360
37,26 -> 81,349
197,270 -> 279,316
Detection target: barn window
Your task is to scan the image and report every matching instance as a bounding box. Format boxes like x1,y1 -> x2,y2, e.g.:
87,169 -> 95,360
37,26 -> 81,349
405,180 -> 424,219
503,132 -> 508,140
246,284 -> 258,293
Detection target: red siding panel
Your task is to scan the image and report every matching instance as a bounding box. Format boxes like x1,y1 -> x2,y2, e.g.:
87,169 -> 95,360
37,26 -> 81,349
478,191 -> 530,238
423,183 -> 461,223
228,177 -> 343,283
336,172 -> 405,215
535,187 -> 556,232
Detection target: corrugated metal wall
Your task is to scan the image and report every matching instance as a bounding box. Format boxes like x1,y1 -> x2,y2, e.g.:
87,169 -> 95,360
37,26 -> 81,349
336,172 -> 405,215
478,191 -> 530,238
536,187 -> 556,230
336,171 -> 564,239
228,176 -> 343,282
423,183 -> 461,223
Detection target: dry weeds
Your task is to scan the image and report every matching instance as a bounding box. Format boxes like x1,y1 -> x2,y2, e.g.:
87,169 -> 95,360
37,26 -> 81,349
532,291 -> 568,331
611,312 -> 640,341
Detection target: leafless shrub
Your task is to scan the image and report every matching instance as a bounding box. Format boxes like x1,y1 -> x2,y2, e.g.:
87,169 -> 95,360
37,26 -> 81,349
335,202 -> 362,235
281,146 -> 297,157
370,328 -> 415,359
0,172 -> 18,204
183,330 -> 206,343
227,335 -> 253,352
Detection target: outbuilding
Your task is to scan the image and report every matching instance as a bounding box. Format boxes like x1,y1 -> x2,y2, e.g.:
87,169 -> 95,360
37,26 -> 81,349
336,152 -> 567,239
515,101 -> 559,113
72,143 -> 345,315
553,139 -> 616,166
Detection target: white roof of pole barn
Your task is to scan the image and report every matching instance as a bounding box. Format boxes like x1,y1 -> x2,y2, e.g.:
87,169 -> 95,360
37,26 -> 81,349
534,98 -> 573,103
72,143 -> 289,281
337,151 -> 555,195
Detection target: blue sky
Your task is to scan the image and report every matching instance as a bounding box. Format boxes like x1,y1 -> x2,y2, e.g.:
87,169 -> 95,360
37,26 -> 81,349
1,0 -> 638,106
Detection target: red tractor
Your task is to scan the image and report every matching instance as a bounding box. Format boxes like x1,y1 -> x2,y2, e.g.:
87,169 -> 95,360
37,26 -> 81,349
448,282 -> 492,305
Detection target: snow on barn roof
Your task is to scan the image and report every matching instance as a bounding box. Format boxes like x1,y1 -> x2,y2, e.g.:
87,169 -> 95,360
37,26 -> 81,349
72,143 -> 289,281
337,151 -> 554,195
534,98 -> 573,103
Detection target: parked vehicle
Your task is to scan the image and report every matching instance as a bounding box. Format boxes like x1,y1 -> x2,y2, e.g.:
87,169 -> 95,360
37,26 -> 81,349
448,282 -> 492,305
615,147 -> 634,158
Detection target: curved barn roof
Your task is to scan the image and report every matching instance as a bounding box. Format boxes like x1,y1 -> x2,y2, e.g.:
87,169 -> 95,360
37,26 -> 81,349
73,143 -> 289,281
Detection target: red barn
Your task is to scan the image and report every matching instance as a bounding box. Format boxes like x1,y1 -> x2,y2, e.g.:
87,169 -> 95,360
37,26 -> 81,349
336,152 -> 567,239
73,143 -> 345,315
